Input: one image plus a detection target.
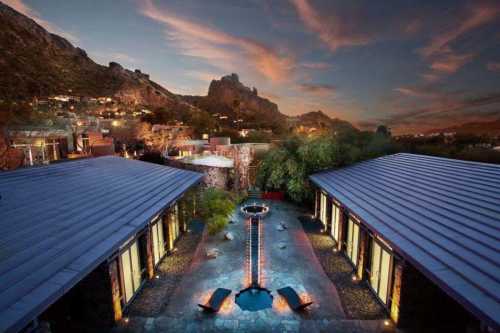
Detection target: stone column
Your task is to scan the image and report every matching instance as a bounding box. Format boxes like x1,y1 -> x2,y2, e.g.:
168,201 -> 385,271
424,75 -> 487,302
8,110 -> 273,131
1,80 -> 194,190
314,190 -> 319,219
146,227 -> 154,279
390,260 -> 404,325
356,230 -> 369,280
108,260 -> 122,322
336,210 -> 346,251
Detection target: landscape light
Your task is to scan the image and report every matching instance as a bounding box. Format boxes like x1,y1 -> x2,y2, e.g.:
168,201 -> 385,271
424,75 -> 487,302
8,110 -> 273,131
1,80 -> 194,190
384,320 -> 390,326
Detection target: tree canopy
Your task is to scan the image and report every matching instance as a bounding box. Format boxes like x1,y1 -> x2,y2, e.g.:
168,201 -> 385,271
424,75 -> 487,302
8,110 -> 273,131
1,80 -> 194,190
256,131 -> 399,203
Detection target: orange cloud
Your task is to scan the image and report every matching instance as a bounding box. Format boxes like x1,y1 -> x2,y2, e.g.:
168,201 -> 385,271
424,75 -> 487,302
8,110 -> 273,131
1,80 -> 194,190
140,0 -> 294,83
290,0 -> 372,52
297,83 -> 336,97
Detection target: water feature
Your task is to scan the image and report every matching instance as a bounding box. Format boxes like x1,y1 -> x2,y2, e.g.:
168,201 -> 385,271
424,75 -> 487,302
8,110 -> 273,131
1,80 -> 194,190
240,202 -> 270,218
235,215 -> 273,311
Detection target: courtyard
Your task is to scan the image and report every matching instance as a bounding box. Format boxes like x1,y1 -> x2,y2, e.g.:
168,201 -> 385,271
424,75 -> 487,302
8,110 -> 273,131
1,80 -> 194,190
114,200 -> 393,333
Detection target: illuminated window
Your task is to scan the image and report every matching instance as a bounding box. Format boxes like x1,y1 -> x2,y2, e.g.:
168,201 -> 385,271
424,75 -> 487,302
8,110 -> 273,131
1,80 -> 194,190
331,203 -> 341,243
346,217 -> 360,266
369,240 -> 393,304
320,193 -> 328,227
120,241 -> 143,304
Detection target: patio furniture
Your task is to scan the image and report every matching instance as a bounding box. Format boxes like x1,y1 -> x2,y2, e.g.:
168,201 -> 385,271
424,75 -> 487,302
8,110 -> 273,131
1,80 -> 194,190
277,286 -> 313,311
198,288 -> 232,312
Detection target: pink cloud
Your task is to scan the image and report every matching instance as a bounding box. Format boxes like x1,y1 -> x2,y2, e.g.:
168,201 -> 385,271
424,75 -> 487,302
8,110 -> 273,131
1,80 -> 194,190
418,2 -> 500,80
419,3 -> 500,58
487,62 -> 500,72
301,62 -> 332,70
429,50 -> 475,74
297,83 -> 336,97
3,0 -> 79,43
139,0 -> 294,83
290,0 -> 372,52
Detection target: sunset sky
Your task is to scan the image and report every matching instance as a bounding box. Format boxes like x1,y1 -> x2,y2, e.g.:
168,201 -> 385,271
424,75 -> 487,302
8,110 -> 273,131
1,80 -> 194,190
4,0 -> 500,133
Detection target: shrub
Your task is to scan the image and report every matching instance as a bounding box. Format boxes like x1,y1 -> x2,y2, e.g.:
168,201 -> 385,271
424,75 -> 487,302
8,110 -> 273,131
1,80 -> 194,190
199,187 -> 236,235
207,214 -> 228,235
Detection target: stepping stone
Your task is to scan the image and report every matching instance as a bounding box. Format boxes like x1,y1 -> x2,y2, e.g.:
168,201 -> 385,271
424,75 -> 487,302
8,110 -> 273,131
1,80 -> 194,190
278,242 -> 287,249
206,248 -> 220,258
224,232 -> 234,240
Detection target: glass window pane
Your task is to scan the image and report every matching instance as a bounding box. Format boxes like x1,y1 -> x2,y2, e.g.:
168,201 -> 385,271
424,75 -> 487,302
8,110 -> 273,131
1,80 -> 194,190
120,250 -> 133,303
152,223 -> 159,265
378,250 -> 391,304
370,242 -> 381,292
330,203 -> 336,238
130,242 -> 142,293
334,206 -> 340,242
158,221 -> 165,259
352,223 -> 359,266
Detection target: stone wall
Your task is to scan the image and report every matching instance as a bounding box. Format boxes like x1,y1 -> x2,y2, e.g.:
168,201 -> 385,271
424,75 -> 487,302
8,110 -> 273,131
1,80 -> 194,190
167,159 -> 233,190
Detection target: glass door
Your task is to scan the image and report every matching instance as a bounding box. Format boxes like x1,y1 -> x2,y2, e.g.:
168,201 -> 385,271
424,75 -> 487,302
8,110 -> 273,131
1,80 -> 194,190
370,240 -> 392,304
320,193 -> 328,227
331,203 -> 340,243
346,218 -> 360,266
120,241 -> 143,304
152,220 -> 165,266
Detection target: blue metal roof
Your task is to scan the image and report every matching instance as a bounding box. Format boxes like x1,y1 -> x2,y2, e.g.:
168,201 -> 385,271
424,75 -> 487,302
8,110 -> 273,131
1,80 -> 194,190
0,156 -> 203,332
310,153 -> 500,329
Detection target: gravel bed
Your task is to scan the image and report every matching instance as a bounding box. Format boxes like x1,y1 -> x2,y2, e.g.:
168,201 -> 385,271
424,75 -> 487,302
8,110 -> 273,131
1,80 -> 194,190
299,215 -> 386,320
126,219 -> 205,317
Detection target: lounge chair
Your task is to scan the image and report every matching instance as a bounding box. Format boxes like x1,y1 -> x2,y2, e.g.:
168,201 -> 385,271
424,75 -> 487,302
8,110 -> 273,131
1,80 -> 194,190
277,286 -> 313,311
198,288 -> 232,312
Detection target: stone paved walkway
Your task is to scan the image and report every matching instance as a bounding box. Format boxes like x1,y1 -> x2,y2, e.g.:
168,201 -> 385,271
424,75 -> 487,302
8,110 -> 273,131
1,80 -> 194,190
115,201 -> 396,333
300,216 -> 386,320
126,220 -> 205,316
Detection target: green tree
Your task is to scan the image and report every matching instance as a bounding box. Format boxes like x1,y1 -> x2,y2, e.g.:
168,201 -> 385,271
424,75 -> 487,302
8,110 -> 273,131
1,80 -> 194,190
199,188 -> 236,235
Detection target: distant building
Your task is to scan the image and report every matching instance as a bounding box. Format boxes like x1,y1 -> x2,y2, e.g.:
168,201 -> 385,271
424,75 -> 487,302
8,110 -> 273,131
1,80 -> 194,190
8,127 -> 71,167
167,137 -> 268,191
310,153 -> 500,332
0,157 -> 202,332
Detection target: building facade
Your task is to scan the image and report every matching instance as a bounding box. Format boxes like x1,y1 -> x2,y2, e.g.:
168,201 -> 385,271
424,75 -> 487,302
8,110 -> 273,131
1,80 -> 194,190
0,157 -> 202,333
310,153 -> 500,333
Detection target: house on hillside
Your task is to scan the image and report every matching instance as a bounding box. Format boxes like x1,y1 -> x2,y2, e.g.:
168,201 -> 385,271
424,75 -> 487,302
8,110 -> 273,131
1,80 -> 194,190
8,126 -> 71,167
310,153 -> 500,332
0,157 -> 203,333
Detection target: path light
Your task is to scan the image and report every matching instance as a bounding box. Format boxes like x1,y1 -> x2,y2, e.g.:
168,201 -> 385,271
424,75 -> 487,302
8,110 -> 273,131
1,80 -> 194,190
384,319 -> 391,326
123,317 -> 129,324
351,275 -> 357,282
155,275 -> 160,279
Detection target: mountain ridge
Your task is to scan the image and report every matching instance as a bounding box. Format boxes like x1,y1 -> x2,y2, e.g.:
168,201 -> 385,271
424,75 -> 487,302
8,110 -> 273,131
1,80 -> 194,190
0,1 -> 353,133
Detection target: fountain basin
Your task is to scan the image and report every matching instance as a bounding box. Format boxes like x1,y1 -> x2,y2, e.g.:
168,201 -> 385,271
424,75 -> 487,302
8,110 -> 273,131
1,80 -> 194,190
235,287 -> 273,311
240,202 -> 270,218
